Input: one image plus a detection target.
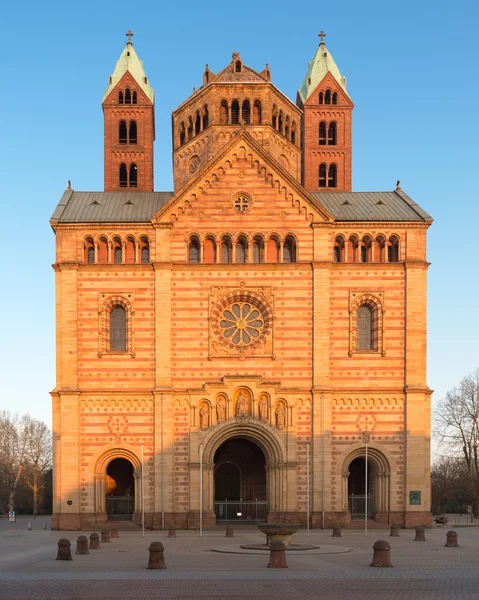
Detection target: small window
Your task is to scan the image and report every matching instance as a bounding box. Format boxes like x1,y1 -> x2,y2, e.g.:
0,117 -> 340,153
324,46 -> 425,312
388,235 -> 399,262
319,91 -> 324,104
361,237 -> 372,263
87,246 -> 95,264
125,238 -> 135,264
357,304 -> 374,351
278,111 -> 284,134
328,164 -> 337,188
118,91 -> 124,104
202,106 -> 209,129
235,236 -> 247,264
132,91 -> 137,104
267,236 -> 280,263
129,163 -> 138,188
204,237 -> 216,264
119,163 -> 127,187
119,120 -> 127,144
231,100 -> 240,124
195,112 -> 201,135
189,236 -> 200,264
319,121 -> 327,145
334,236 -> 344,263
141,245 -> 149,264
328,122 -> 337,145
110,305 -> 127,351
325,89 -> 331,104
283,235 -> 296,263
332,92 -> 338,105
98,238 -> 108,264
235,60 -> 241,73
219,101 -> 228,124
242,99 -> 250,124
319,163 -> 327,188
221,237 -> 232,263
253,100 -> 262,124
125,88 -> 131,104
179,124 -> 186,146
252,236 -> 264,263
114,246 -> 122,264
187,118 -> 193,140
129,121 -> 137,144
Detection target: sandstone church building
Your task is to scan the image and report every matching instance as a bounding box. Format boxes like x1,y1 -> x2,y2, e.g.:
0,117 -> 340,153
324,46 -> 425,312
51,32 -> 432,530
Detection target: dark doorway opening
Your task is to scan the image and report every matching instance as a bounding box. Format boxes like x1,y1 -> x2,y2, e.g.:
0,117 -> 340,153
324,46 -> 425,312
348,457 -> 374,519
106,458 -> 135,520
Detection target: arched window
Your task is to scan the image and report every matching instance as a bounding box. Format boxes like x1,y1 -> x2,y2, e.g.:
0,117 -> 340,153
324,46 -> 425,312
118,91 -> 124,104
114,246 -> 122,264
235,235 -> 248,264
87,247 -> 95,264
319,163 -> 327,188
195,112 -> 201,135
235,60 -> 241,73
219,101 -> 228,124
179,123 -> 186,146
202,106 -> 209,129
332,91 -> 338,105
325,89 -> 331,104
129,164 -> 138,188
110,305 -> 127,351
98,238 -> 108,264
221,236 -> 232,263
189,236 -> 200,263
125,237 -> 135,264
388,235 -> 399,262
231,100 -> 240,124
278,110 -> 284,134
334,236 -> 345,263
319,121 -> 327,145
328,122 -> 337,145
140,237 -> 150,264
375,235 -> 386,262
129,120 -> 137,144
119,163 -> 127,187
187,117 -> 193,140
328,164 -> 337,188
252,235 -> 264,263
125,88 -> 131,104
204,236 -> 216,264
119,120 -> 127,144
319,91 -> 324,104
253,100 -> 262,124
283,235 -> 296,263
361,236 -> 372,263
132,91 -> 137,104
242,99 -> 250,124
348,236 -> 358,262
267,235 -> 280,263
357,304 -> 374,351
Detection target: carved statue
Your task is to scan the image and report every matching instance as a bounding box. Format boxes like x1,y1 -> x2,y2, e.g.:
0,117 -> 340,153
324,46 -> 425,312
259,395 -> 268,420
216,397 -> 226,422
275,404 -> 286,429
200,404 -> 209,428
236,391 -> 249,416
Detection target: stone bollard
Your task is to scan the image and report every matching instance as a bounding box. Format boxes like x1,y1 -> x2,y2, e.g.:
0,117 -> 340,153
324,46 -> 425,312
147,542 -> 167,569
225,525 -> 234,537
168,528 -> 176,538
110,529 -> 119,539
332,527 -> 342,538
76,535 -> 89,555
390,525 -> 400,537
370,540 -> 393,568
42,521 -> 47,530
267,540 -> 288,568
89,532 -> 101,550
414,526 -> 426,542
445,530 -> 459,547
27,522 -> 32,530
56,538 -> 73,561
101,530 -> 111,543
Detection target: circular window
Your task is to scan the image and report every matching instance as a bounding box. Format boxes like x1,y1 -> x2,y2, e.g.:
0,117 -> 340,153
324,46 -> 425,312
220,302 -> 264,346
231,192 -> 253,213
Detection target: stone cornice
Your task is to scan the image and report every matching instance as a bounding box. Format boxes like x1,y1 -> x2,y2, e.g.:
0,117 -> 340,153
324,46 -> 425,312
79,263 -> 153,271
170,262 -> 313,271
57,262 -> 79,271
51,222 -> 154,231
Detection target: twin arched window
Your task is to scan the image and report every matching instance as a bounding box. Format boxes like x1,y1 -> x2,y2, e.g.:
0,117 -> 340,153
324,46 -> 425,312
119,120 -> 137,144
319,163 -> 337,188
119,163 -> 138,188
118,88 -> 138,105
319,121 -> 337,145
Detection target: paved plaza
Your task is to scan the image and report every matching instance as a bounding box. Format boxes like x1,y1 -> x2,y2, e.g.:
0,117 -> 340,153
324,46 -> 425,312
1,517 -> 478,599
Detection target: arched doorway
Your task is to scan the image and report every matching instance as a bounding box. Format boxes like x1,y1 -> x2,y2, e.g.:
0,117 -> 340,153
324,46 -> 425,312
105,458 -> 135,520
348,457 -> 374,519
214,438 -> 267,523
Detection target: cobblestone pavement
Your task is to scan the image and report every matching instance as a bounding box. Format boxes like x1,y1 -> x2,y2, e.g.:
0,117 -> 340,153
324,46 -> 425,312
1,517 -> 478,599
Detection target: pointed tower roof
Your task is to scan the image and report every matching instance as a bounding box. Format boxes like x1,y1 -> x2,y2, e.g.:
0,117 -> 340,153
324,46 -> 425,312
103,31 -> 154,102
298,32 -> 349,104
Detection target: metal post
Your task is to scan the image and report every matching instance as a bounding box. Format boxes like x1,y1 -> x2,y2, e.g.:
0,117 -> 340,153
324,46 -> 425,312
362,430 -> 370,537
307,443 -> 310,536
321,392 -> 325,529
161,393 -> 165,531
199,444 -> 203,537
141,444 -> 145,538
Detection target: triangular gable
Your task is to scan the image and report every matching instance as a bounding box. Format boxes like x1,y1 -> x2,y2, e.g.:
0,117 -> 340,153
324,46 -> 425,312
304,72 -> 353,108
103,71 -> 153,106
151,130 -> 334,225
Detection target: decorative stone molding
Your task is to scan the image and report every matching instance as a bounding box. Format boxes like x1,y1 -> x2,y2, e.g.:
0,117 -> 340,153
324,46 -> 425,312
349,291 -> 385,356
98,293 -> 135,358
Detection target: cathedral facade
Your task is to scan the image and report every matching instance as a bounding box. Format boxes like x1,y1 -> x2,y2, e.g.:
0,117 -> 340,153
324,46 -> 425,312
51,33 -> 433,530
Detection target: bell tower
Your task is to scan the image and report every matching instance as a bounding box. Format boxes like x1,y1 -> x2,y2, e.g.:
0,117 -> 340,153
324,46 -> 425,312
102,31 -> 155,192
297,32 -> 353,192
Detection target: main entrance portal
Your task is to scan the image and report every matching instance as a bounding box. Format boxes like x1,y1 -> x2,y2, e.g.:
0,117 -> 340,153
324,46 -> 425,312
214,438 -> 267,523
106,458 -> 135,520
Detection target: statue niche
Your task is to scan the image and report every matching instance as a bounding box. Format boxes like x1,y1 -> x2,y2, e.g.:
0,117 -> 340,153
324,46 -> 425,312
235,389 -> 251,417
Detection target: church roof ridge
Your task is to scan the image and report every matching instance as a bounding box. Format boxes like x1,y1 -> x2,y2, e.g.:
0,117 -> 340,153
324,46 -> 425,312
103,35 -> 154,103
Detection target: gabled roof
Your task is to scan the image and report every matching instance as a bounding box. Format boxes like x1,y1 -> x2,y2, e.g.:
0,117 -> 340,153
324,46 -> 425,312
103,41 -> 154,103
310,190 -> 433,222
298,41 -> 349,104
50,190 -> 173,224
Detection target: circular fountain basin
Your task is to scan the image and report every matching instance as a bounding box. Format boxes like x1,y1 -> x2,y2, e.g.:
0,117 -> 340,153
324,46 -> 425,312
257,523 -> 300,547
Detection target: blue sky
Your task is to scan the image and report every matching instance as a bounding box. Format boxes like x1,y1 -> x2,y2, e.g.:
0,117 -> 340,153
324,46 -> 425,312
1,0 -> 478,443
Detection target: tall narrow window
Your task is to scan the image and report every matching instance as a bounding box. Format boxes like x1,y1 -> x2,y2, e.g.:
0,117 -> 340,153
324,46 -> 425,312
119,120 -> 127,144
319,163 -> 327,187
235,60 -> 241,73
319,121 -> 327,145
252,236 -> 264,263
334,236 -> 345,263
125,88 -> 131,104
118,91 -> 124,104
361,236 -> 372,263
253,100 -> 262,124
328,122 -> 337,145
332,91 -> 338,104
202,106 -> 209,129
242,99 -> 250,124
319,91 -> 324,104
328,164 -> 337,188
129,164 -> 138,188
179,124 -> 186,145
231,100 -> 240,124
114,246 -> 122,264
219,101 -> 228,124
132,91 -> 137,104
110,305 -> 127,351
129,120 -> 137,144
357,304 -> 374,350
141,245 -> 149,263
375,235 -> 386,262
187,118 -> 193,140
235,236 -> 247,263
291,122 -> 297,145
189,236 -> 200,263
388,235 -> 399,262
325,89 -> 331,104
195,112 -> 201,135
278,111 -> 284,134
87,247 -> 95,264
119,163 -> 127,187
283,235 -> 296,263
221,237 -> 232,263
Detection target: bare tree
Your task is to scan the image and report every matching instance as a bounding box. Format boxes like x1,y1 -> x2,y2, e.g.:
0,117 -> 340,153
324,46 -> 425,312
0,411 -> 32,512
434,370 -> 479,515
25,420 -> 52,517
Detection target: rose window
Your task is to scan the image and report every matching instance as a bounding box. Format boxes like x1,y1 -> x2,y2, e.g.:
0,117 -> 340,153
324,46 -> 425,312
219,302 -> 264,346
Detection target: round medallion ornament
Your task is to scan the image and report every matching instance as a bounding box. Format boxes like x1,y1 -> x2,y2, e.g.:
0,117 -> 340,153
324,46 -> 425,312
231,192 -> 253,213
188,155 -> 200,174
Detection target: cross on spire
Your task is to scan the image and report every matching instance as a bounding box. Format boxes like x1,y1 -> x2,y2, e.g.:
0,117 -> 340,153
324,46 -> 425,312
126,30 -> 134,44
318,30 -> 326,44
